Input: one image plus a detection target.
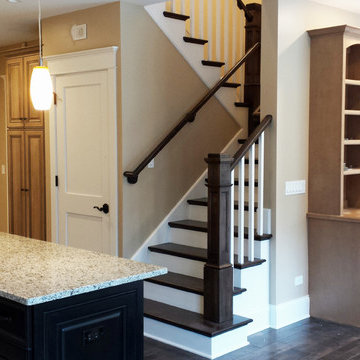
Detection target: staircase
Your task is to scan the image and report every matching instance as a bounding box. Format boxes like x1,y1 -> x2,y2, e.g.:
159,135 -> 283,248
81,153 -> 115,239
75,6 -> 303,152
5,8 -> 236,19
145,0 -> 261,135
125,2 -> 272,359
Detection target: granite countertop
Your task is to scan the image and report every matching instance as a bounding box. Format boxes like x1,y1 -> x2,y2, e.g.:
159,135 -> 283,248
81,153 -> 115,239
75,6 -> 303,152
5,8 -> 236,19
0,232 -> 166,306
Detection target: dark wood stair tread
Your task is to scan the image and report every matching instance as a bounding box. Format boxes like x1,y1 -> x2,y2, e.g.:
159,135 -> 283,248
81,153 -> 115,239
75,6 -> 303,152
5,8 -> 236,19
183,36 -> 208,45
235,102 -> 250,108
168,219 -> 272,241
148,243 -> 267,269
144,299 -> 252,337
201,60 -> 225,67
222,82 -> 242,88
146,271 -> 246,296
188,197 -> 258,211
163,11 -> 190,21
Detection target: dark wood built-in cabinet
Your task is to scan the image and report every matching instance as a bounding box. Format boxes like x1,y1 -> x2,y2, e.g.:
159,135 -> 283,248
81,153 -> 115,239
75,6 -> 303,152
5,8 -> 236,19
6,54 -> 46,240
0,282 -> 143,360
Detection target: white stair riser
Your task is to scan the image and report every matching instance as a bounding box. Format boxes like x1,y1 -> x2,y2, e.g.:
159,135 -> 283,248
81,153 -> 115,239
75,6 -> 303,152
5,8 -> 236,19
144,317 -> 249,360
144,281 -> 203,313
149,251 -> 204,278
188,205 -> 259,224
169,229 -> 265,259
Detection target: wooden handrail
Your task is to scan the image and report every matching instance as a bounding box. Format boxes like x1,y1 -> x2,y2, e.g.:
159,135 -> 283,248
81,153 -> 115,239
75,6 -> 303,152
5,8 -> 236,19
230,114 -> 272,170
237,0 -> 254,22
124,42 -> 261,184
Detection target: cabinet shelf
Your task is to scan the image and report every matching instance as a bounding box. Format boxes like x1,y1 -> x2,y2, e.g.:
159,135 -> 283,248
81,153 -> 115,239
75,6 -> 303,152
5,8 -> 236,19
344,168 -> 360,175
344,140 -> 360,145
344,110 -> 360,116
345,79 -> 360,86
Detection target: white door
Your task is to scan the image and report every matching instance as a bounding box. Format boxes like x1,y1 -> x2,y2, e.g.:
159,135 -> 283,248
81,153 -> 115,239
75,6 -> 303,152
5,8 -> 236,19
48,47 -> 118,256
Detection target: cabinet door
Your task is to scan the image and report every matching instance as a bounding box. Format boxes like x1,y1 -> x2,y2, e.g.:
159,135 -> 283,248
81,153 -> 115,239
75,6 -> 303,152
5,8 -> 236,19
6,58 -> 24,129
23,55 -> 44,129
7,131 -> 26,236
24,130 -> 45,241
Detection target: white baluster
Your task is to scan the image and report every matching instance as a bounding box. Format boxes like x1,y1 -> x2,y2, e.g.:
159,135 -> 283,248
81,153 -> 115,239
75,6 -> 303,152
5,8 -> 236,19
257,133 -> 264,236
199,0 -> 204,39
191,0 -> 195,37
230,169 -> 235,267
181,0 -> 185,14
208,0 -> 213,60
238,157 -> 245,264
248,144 -> 255,262
216,0 -> 221,61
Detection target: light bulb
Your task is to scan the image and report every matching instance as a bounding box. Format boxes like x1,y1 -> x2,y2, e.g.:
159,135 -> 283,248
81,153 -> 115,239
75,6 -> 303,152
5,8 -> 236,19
30,66 -> 53,111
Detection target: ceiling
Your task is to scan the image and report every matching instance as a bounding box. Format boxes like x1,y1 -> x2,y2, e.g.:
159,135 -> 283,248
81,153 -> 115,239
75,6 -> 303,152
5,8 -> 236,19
310,0 -> 360,13
1,0 -> 360,48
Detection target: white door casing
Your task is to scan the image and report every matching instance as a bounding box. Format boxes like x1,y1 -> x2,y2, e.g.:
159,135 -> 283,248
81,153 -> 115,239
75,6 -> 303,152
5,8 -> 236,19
47,47 -> 118,256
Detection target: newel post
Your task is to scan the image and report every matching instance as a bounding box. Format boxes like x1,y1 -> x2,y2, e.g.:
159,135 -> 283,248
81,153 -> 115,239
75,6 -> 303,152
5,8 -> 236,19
204,154 -> 233,323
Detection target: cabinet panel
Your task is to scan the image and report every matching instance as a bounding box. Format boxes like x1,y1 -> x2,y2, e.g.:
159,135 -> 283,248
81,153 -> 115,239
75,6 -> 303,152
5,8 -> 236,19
0,338 -> 30,360
23,55 -> 44,128
24,131 -> 45,241
7,131 -> 26,237
6,58 -> 24,129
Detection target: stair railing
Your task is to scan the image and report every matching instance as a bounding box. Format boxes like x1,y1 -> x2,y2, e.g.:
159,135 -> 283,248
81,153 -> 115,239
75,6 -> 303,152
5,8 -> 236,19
124,42 -> 260,184
204,114 -> 272,323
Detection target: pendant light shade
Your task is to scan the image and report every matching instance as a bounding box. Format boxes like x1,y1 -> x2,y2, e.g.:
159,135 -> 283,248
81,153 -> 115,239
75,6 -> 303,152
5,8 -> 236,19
30,66 -> 53,110
30,0 -> 53,111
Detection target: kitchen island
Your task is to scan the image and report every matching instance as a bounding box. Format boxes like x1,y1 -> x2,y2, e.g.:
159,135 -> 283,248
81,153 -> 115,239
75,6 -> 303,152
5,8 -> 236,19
0,233 -> 166,360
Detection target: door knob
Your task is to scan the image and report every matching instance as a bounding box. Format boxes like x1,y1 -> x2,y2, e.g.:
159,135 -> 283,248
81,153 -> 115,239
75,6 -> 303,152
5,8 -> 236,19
93,203 -> 109,214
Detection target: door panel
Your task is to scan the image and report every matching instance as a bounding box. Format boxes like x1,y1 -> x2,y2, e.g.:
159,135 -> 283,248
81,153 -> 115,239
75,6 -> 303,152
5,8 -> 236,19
25,131 -> 45,241
7,131 -> 25,236
23,55 -> 44,128
6,58 -> 24,129
56,71 -> 112,254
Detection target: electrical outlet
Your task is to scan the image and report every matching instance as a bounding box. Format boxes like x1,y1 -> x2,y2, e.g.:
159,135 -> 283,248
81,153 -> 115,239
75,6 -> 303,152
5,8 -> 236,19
148,159 -> 155,168
285,180 -> 306,196
294,275 -> 303,286
71,24 -> 87,41
1,165 -> 5,175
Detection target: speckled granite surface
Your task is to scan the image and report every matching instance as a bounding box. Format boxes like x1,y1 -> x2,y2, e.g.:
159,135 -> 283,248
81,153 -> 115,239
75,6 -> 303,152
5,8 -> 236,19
0,232 -> 167,306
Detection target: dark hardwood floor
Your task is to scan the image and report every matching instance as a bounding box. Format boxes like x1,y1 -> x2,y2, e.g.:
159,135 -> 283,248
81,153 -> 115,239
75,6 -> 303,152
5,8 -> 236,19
144,318 -> 360,359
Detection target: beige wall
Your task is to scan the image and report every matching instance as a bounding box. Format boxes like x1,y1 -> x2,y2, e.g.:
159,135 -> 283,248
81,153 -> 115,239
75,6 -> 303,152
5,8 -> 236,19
262,0 -> 360,306
0,57 -> 7,232
42,2 -> 122,251
121,2 -> 239,257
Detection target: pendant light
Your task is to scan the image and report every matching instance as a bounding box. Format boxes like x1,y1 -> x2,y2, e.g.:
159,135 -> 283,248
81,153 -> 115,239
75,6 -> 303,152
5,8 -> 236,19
30,0 -> 53,111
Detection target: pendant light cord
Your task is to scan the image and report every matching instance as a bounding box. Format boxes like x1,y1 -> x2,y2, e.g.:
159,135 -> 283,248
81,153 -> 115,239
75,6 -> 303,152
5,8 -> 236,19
38,0 -> 43,66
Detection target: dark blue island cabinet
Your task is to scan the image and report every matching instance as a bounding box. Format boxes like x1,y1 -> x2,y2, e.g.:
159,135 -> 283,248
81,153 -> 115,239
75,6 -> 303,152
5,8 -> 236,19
0,281 -> 143,360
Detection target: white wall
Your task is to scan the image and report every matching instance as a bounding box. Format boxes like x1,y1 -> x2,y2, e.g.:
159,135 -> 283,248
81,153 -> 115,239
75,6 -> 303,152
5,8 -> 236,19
262,0 -> 360,307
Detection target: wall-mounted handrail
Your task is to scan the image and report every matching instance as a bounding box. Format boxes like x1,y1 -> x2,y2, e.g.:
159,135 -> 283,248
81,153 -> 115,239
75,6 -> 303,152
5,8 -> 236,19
237,0 -> 254,22
124,42 -> 261,184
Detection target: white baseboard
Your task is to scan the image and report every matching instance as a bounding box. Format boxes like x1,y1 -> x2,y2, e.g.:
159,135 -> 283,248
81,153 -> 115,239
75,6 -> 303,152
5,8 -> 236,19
269,295 -> 310,329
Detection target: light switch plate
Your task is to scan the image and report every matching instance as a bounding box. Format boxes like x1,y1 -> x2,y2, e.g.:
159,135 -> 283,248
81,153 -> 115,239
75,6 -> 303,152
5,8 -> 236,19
1,165 -> 5,175
285,180 -> 306,196
148,159 -> 154,168
294,275 -> 303,286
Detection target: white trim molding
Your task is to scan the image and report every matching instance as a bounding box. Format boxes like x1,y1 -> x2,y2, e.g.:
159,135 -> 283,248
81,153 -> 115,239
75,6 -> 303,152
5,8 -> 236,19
45,46 -> 118,75
270,295 -> 310,329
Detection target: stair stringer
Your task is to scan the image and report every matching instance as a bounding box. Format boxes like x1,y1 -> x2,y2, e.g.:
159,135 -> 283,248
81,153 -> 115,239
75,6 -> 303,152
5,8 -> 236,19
145,2 -> 249,135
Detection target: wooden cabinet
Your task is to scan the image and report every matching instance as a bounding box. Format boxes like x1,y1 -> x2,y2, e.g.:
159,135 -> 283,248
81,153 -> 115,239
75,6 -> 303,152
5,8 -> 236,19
308,25 -> 360,216
6,53 -> 46,241
6,55 -> 44,129
7,130 -> 45,241
0,281 -> 143,360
